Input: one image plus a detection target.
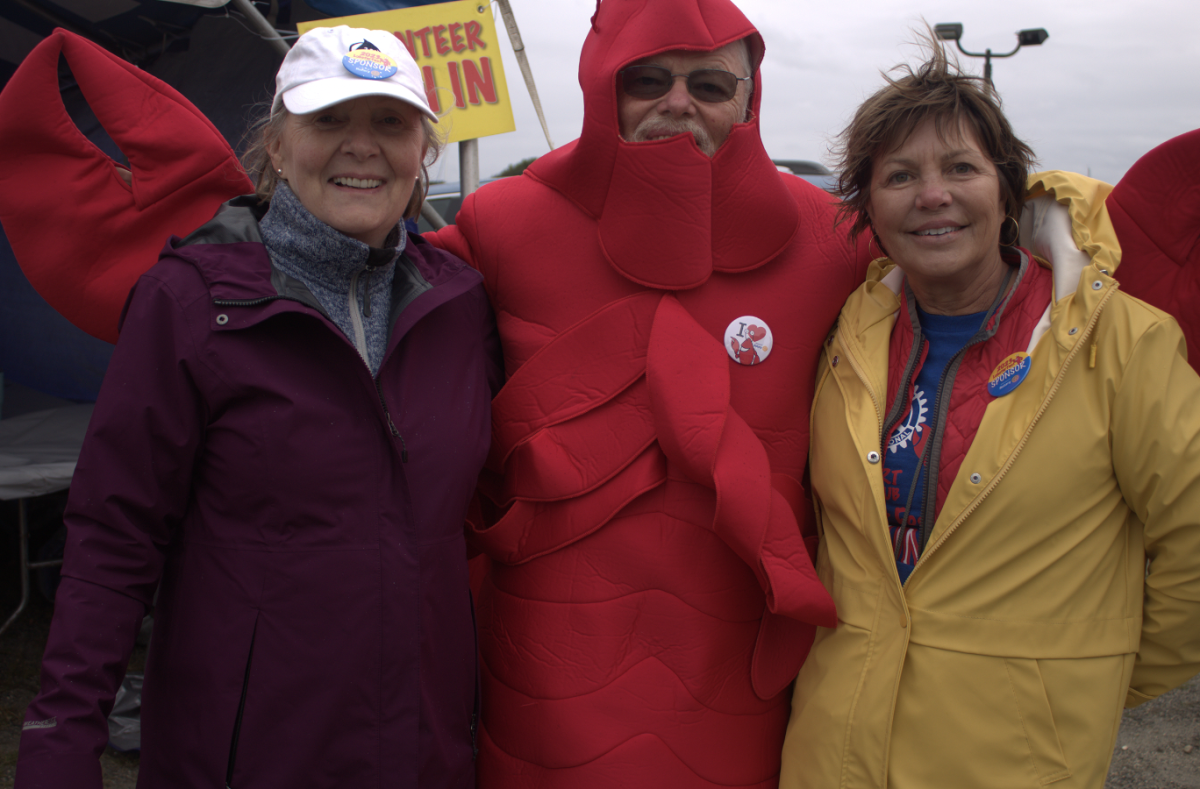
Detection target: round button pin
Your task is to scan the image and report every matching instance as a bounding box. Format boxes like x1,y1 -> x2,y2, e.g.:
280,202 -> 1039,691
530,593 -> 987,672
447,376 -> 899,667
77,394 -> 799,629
987,352 -> 1031,397
343,45 -> 398,80
725,316 -> 773,366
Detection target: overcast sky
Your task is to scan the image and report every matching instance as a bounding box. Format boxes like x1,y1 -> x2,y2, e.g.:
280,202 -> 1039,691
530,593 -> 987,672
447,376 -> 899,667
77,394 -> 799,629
434,0 -> 1200,186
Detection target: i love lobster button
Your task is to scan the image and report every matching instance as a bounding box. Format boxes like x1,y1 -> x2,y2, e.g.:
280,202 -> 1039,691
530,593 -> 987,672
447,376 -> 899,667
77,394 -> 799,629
725,316 -> 773,366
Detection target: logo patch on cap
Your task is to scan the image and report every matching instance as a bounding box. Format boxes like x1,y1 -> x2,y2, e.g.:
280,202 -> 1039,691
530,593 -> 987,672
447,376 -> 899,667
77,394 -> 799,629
343,40 -> 398,80
987,352 -> 1031,397
725,316 -> 773,366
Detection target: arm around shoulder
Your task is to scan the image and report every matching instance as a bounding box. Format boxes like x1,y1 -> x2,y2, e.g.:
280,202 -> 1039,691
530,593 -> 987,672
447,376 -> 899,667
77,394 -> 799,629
423,188 -> 487,272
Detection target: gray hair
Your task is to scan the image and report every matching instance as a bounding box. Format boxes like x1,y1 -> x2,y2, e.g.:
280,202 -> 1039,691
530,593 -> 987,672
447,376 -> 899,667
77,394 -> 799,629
241,104 -> 444,221
732,38 -> 754,121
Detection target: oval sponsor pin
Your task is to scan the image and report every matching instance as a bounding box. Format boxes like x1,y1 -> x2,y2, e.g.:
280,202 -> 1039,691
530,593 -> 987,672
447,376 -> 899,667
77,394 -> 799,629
725,316 -> 773,366
987,352 -> 1032,397
343,44 -> 398,80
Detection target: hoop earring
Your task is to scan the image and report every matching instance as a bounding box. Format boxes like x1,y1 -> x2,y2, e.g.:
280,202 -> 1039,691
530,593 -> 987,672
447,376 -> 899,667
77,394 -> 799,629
869,227 -> 889,260
999,215 -> 1020,247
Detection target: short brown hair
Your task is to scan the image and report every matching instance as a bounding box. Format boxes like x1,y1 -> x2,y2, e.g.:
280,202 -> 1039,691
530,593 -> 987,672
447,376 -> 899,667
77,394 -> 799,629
831,32 -> 1036,242
241,105 -> 445,221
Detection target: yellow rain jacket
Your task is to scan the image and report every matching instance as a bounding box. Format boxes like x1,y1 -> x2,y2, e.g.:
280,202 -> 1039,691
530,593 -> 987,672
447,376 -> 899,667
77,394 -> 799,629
780,172 -> 1200,789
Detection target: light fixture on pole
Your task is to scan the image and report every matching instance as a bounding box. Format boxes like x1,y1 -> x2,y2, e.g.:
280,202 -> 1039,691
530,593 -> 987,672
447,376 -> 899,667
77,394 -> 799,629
934,23 -> 1048,85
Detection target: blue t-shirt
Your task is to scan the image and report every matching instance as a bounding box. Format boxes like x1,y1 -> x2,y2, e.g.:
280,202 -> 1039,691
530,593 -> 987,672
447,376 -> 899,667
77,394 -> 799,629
884,307 -> 986,583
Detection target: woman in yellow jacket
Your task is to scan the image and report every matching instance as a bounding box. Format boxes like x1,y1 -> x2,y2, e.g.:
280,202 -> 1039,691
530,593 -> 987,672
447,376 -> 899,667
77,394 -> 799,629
780,43 -> 1200,789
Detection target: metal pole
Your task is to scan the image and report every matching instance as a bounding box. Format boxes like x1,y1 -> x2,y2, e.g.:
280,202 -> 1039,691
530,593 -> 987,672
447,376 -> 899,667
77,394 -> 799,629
1,499 -> 66,637
0,499 -> 32,637
459,138 -> 480,199
230,0 -> 291,59
420,200 -> 448,230
984,49 -> 993,85
494,0 -> 555,151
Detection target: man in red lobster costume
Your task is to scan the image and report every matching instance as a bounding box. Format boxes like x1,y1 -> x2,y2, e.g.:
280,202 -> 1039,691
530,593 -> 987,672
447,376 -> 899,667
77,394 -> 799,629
3,6 -> 1197,788
427,0 -> 866,785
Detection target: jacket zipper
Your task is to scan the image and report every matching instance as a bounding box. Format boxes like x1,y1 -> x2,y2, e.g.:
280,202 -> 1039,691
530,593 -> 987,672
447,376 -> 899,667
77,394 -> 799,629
906,285 -> 1117,584
225,618 -> 259,788
914,327 -> 993,550
213,295 -> 290,308
213,296 -> 410,463
468,588 -> 481,759
835,325 -> 928,595
886,266 -> 1016,552
347,265 -> 379,367
376,378 -> 408,463
879,330 -> 923,449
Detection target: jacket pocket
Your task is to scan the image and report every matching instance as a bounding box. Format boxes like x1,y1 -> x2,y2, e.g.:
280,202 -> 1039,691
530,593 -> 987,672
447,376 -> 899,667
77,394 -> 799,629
1003,658 -> 1071,785
226,612 -> 259,789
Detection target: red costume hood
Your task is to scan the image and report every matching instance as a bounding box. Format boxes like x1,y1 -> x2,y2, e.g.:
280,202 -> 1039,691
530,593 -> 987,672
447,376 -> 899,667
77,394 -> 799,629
525,0 -> 799,290
1107,128 -> 1200,367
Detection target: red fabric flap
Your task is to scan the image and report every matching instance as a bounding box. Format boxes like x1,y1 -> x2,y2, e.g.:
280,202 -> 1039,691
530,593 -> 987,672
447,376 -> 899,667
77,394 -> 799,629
472,445 -> 667,565
599,135 -> 714,289
490,291 -> 661,468
648,296 -> 836,642
0,29 -> 253,342
500,381 -> 656,504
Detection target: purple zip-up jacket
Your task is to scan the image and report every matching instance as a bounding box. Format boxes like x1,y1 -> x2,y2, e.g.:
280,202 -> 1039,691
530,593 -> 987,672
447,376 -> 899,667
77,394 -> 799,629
16,197 -> 501,789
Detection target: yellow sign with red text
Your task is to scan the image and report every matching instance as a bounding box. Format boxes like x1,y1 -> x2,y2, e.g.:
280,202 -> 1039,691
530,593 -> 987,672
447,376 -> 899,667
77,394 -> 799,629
298,0 -> 516,143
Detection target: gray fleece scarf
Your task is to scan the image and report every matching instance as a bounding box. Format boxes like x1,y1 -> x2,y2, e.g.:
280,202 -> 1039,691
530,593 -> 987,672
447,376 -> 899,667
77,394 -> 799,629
260,181 -> 405,376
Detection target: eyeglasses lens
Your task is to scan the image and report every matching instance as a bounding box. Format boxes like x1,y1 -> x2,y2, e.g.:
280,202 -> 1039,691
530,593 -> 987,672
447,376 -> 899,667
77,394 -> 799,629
620,66 -> 739,103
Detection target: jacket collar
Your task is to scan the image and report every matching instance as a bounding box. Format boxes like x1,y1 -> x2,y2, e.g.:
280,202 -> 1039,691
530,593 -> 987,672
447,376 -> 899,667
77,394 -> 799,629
164,197 -> 480,348
259,181 -> 403,295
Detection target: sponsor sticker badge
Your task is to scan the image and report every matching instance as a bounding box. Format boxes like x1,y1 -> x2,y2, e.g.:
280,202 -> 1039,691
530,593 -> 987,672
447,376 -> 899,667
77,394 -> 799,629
725,316 -> 773,366
987,352 -> 1032,397
343,40 -> 398,80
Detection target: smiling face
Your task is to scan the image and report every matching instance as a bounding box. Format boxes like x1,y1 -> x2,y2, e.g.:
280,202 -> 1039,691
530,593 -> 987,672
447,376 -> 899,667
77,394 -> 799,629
866,118 -> 1008,314
268,96 -> 426,248
617,42 -> 751,158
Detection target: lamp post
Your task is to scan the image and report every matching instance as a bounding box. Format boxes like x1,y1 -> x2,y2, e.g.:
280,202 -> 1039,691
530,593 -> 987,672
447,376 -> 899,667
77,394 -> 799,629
934,23 -> 1048,85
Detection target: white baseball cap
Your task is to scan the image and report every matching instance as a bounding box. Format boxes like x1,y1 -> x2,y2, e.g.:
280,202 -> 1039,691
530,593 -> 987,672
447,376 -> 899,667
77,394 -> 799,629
272,25 -> 437,122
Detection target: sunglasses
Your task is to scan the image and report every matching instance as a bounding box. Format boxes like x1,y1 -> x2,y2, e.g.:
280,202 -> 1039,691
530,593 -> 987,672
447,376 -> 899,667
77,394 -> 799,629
619,65 -> 751,104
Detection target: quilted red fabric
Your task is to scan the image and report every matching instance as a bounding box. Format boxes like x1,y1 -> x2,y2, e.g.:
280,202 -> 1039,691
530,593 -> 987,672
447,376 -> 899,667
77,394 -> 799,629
1107,128 -> 1200,368
428,0 -> 871,784
0,29 -> 252,342
884,253 -> 1053,521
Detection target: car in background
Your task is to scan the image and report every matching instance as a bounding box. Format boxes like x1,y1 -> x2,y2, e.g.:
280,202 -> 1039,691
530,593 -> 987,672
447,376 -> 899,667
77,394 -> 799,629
772,159 -> 837,192
415,178 -> 501,233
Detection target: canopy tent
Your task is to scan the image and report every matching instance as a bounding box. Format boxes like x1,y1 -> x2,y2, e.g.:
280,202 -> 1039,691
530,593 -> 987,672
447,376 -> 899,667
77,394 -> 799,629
0,0 -> 441,407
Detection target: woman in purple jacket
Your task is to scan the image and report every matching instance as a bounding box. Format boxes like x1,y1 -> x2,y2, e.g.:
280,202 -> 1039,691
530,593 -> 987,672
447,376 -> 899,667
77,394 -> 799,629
16,26 -> 500,789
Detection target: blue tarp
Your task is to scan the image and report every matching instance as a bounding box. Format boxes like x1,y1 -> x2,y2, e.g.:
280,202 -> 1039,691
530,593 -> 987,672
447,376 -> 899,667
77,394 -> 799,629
0,230 -> 113,403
